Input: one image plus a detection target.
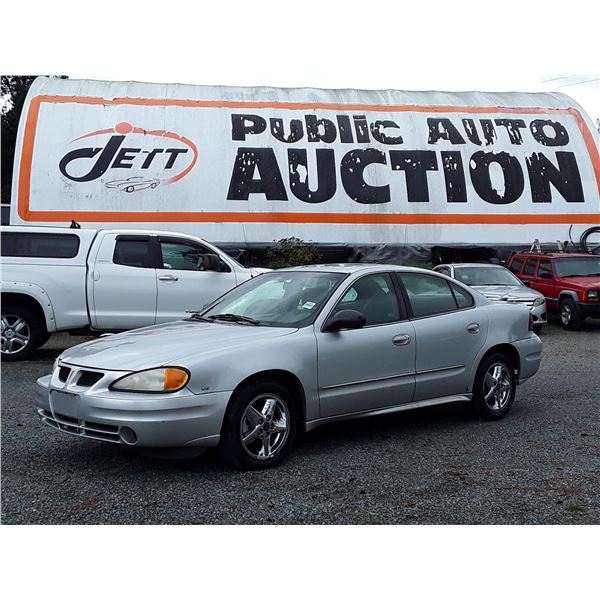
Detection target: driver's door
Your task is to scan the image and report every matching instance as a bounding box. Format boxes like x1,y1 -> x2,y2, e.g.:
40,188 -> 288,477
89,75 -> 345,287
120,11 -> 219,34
316,273 -> 416,418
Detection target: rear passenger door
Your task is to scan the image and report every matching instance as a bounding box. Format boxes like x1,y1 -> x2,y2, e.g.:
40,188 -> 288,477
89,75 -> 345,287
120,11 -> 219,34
90,234 -> 158,330
519,257 -> 539,289
397,273 -> 488,401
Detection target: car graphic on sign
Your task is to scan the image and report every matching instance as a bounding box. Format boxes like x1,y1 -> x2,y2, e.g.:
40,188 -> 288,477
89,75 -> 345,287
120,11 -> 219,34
105,177 -> 160,193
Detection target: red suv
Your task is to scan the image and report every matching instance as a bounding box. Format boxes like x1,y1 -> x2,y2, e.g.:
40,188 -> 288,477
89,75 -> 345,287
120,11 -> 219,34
507,252 -> 600,330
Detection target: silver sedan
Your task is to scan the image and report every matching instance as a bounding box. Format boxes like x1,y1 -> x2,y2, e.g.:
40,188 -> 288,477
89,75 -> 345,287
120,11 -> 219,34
36,265 -> 542,470
433,263 -> 547,333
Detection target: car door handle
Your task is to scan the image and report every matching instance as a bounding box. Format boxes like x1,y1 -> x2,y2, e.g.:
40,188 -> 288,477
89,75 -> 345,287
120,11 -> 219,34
158,275 -> 179,282
467,323 -> 480,334
392,334 -> 411,346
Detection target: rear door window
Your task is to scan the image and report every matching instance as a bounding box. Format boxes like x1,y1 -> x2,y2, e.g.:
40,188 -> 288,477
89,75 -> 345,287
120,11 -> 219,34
522,258 -> 538,277
537,259 -> 552,278
113,237 -> 155,268
398,273 -> 460,318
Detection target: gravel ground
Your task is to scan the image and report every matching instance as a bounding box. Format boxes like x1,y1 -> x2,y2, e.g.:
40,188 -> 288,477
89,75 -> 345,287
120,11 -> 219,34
2,318 -> 599,524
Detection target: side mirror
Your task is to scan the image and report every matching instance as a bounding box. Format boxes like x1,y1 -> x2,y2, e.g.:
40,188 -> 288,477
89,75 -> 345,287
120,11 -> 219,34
201,254 -> 221,272
539,272 -> 552,279
523,280 -> 531,287
324,309 -> 366,332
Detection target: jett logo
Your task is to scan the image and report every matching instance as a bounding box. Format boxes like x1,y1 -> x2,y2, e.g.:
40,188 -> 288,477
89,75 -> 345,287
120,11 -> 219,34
58,122 -> 198,190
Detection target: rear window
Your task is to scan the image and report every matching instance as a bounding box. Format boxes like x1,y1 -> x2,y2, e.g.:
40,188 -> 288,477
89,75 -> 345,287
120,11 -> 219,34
113,237 -> 154,268
0,232 -> 80,258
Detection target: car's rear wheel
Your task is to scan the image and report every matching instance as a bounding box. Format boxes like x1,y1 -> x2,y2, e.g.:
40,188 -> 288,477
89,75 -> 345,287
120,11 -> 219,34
560,298 -> 583,331
471,353 -> 516,420
1,306 -> 45,361
218,380 -> 298,470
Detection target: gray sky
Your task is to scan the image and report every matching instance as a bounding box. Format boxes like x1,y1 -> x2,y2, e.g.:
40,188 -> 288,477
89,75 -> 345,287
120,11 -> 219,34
3,0 -> 599,121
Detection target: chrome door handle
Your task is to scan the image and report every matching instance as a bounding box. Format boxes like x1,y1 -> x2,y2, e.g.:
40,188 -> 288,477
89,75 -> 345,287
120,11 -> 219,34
158,275 -> 179,281
467,323 -> 480,334
392,334 -> 411,346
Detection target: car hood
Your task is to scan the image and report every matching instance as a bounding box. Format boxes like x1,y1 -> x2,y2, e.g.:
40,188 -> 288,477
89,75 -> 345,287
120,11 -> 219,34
471,285 -> 542,301
554,276 -> 600,289
60,320 -> 296,371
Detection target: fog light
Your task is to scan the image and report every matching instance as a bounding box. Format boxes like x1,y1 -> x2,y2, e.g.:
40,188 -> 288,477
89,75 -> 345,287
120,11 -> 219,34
120,427 -> 138,445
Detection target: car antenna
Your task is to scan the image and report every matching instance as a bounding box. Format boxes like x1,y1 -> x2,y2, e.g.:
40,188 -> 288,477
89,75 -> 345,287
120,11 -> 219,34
69,220 -> 81,229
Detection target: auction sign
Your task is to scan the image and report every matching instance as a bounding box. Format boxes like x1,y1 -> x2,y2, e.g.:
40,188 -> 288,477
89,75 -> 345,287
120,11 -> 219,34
12,77 -> 600,244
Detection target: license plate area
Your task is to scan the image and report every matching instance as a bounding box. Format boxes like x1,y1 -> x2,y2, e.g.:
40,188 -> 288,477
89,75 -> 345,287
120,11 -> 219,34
50,390 -> 79,419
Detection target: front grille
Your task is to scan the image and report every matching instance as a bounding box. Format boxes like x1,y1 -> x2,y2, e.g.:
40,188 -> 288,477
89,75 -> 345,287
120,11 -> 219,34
76,371 -> 104,387
58,367 -> 71,382
38,409 -> 121,443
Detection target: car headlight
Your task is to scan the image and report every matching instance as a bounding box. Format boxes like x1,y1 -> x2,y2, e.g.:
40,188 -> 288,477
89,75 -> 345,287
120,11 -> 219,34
110,367 -> 190,393
533,296 -> 545,307
588,290 -> 599,300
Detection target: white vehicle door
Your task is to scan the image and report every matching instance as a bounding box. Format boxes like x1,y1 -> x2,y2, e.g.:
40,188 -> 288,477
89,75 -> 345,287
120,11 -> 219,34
90,234 -> 158,330
155,236 -> 238,323
397,272 -> 488,402
317,273 -> 416,418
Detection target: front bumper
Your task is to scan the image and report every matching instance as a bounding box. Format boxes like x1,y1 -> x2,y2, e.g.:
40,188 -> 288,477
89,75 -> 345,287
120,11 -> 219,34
512,335 -> 543,384
530,303 -> 547,325
35,374 -> 231,448
578,302 -> 600,318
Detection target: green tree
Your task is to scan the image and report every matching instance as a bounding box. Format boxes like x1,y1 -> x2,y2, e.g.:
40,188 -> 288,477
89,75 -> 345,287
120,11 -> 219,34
267,237 -> 321,269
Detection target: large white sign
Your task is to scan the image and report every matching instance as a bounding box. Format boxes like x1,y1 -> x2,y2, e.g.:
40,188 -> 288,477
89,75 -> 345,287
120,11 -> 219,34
12,78 -> 600,244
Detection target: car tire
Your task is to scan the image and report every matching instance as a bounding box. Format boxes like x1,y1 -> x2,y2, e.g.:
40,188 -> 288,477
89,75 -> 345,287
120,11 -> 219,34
532,324 -> 543,334
1,305 -> 45,361
470,353 -> 517,421
125,185 -> 135,193
560,298 -> 583,331
218,379 -> 298,470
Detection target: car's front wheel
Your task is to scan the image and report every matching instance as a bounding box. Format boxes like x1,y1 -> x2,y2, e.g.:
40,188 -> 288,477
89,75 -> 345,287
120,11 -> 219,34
560,298 -> 584,331
471,353 -> 517,420
218,380 -> 298,470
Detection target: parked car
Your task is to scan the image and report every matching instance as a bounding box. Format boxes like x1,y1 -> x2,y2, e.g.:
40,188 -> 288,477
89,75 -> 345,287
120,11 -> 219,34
36,265 -> 542,470
507,252 -> 600,330
1,226 -> 268,360
433,263 -> 547,333
105,177 -> 160,193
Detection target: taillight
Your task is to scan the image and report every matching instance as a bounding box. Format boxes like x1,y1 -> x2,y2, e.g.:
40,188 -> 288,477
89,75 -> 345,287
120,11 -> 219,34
528,313 -> 534,332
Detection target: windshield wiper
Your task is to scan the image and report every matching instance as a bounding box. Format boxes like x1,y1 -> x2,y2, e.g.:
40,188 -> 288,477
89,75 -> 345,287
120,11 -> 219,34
207,313 -> 261,326
185,310 -> 212,322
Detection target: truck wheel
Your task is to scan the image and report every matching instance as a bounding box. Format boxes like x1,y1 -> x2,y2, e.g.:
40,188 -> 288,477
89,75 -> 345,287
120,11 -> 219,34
470,353 -> 517,421
560,298 -> 583,331
1,305 -> 44,361
218,380 -> 298,470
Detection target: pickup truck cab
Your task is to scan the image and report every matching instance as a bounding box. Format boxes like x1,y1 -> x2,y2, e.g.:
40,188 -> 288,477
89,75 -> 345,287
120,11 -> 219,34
507,252 -> 600,330
1,226 -> 266,360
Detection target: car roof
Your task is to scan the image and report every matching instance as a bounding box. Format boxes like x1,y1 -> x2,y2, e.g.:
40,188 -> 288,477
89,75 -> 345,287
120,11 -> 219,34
512,252 -> 596,259
439,263 -> 507,269
282,263 -> 435,275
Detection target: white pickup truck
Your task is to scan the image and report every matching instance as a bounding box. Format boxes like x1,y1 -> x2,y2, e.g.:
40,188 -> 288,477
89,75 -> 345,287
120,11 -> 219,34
0,226 -> 267,360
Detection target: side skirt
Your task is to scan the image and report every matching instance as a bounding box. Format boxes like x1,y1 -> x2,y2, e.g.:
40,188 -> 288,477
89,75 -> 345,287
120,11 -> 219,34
304,394 -> 472,433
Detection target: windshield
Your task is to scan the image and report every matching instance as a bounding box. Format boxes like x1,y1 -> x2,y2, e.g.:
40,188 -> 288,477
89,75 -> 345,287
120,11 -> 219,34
453,266 -> 523,287
200,271 -> 347,327
554,257 -> 600,277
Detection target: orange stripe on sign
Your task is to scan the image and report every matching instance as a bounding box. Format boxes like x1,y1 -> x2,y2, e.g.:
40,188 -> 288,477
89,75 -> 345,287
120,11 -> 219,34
17,95 -> 600,222
15,210 -> 600,225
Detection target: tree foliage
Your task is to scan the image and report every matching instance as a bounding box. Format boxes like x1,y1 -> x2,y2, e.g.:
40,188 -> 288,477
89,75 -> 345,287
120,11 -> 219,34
267,237 -> 321,269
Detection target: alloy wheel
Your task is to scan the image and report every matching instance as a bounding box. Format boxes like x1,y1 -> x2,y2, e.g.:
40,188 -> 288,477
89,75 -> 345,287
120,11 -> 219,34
240,393 -> 290,460
561,303 -> 572,326
1,314 -> 31,355
483,363 -> 513,412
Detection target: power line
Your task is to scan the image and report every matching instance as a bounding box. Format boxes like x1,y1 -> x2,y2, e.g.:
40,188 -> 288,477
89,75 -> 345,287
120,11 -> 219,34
559,77 -> 600,88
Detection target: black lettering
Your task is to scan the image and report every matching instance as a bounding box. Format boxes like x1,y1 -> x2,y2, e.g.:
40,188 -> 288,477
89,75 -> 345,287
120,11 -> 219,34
370,120 -> 403,145
231,114 -> 267,141
481,120 -> 497,146
288,149 -> 336,203
389,150 -> 438,202
306,115 -> 337,143
270,118 -> 304,143
469,151 -> 524,204
353,115 -> 370,143
58,135 -> 124,182
141,148 -> 164,169
526,152 -> 584,203
427,118 -> 466,144
112,148 -> 140,169
494,119 -> 527,145
164,148 -> 188,169
227,148 -> 288,201
530,119 -> 570,146
441,151 -> 467,202
337,115 -> 354,143
340,149 -> 389,204
462,119 -> 482,145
